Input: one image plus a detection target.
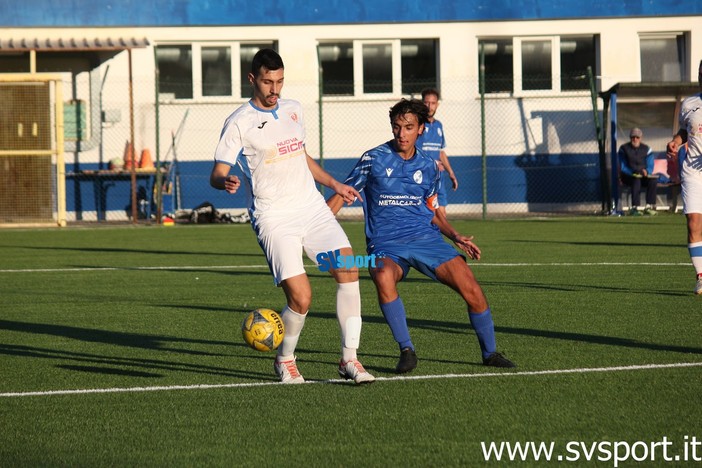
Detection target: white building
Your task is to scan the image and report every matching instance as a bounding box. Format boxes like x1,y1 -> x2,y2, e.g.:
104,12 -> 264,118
1,1 -> 700,221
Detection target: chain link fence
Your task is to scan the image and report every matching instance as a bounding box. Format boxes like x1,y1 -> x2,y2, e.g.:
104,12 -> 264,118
2,74 -> 604,224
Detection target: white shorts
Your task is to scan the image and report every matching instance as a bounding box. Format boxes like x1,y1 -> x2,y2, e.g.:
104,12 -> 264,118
253,201 -> 351,285
681,159 -> 702,214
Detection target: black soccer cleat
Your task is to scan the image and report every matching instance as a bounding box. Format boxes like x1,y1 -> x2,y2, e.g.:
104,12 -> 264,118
483,352 -> 516,368
396,347 -> 418,374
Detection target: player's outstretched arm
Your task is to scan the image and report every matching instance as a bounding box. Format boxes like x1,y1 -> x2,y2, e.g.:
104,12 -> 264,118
326,194 -> 345,216
306,153 -> 362,204
432,209 -> 481,260
439,150 -> 458,190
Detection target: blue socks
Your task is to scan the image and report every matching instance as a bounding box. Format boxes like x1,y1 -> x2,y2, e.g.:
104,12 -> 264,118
380,297 -> 414,351
469,308 -> 497,359
381,298 -> 497,359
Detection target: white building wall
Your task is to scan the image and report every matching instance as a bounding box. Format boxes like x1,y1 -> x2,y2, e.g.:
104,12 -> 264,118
4,15 -> 701,166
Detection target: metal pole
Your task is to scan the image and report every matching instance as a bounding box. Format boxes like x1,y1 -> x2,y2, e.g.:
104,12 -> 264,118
154,48 -> 162,223
316,44 -> 325,196
587,66 -> 608,213
128,48 -> 137,223
479,43 -> 487,220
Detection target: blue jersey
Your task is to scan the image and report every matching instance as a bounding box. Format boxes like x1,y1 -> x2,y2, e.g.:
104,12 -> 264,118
343,141 -> 441,248
417,119 -> 446,161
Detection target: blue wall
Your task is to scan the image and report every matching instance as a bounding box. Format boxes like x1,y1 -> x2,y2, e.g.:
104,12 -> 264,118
66,154 -> 601,218
2,0 -> 698,27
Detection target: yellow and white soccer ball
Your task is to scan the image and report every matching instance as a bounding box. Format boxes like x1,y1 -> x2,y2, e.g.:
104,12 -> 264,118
241,308 -> 285,352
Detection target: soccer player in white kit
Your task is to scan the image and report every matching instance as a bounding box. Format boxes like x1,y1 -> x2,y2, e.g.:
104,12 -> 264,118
210,49 -> 375,383
666,59 -> 702,295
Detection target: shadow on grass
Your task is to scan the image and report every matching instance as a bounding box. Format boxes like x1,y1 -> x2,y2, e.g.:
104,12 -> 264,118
510,238 -> 683,249
0,343 -> 275,381
2,244 -> 265,258
308,312 -> 702,356
480,279 -> 689,297
0,319 -> 231,355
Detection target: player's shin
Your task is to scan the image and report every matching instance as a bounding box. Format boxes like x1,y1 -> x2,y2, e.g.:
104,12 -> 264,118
689,242 -> 702,275
380,297 -> 413,351
277,305 -> 306,360
468,308 -> 497,359
337,281 -> 361,362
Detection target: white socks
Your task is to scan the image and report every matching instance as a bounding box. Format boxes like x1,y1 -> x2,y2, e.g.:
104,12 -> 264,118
277,281 -> 363,363
277,305 -> 306,361
337,281 -> 362,362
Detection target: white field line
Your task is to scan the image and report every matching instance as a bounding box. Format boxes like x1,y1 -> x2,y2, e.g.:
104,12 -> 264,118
1,361 -> 700,398
0,262 -> 692,273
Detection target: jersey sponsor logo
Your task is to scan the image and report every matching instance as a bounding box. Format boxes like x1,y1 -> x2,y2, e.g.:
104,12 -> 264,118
264,137 -> 305,164
257,121 -> 267,129
277,137 -> 304,155
385,168 -> 393,177
377,193 -> 422,206
413,170 -> 423,184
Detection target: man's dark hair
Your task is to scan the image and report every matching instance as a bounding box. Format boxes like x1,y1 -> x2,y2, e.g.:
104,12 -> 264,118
421,87 -> 441,100
251,48 -> 284,76
389,98 -> 429,126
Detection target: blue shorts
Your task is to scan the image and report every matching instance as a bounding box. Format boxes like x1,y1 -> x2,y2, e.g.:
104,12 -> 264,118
369,234 -> 462,281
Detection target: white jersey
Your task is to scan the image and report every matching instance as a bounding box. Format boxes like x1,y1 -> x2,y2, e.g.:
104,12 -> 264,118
679,93 -> 702,168
214,99 -> 324,217
678,92 -> 702,214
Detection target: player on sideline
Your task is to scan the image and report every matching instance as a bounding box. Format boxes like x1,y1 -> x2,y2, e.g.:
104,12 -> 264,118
666,59 -> 702,295
417,88 -> 457,219
328,98 -> 515,373
210,48 -> 375,384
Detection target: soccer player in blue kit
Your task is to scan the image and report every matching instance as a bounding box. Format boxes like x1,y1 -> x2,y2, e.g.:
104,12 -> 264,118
328,98 -> 515,373
417,88 -> 458,219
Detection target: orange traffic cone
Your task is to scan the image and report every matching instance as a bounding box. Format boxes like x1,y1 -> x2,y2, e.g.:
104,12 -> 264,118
123,141 -> 136,170
139,148 -> 154,169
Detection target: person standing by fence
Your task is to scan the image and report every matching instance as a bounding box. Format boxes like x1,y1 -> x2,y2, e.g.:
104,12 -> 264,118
417,88 -> 457,219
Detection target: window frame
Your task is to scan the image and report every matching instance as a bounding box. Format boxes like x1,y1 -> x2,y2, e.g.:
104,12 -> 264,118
319,38 -> 437,99
155,41 -> 275,103
480,35 -> 596,97
638,32 -> 687,82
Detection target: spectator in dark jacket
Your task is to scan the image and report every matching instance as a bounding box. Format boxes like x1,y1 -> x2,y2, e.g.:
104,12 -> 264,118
619,127 -> 658,215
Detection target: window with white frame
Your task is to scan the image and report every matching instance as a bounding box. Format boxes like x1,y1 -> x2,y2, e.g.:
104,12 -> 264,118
479,35 -> 596,95
318,39 -> 437,97
639,32 -> 687,82
155,42 -> 276,101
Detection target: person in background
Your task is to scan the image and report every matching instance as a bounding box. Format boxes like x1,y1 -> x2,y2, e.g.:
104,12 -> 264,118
417,88 -> 458,219
328,98 -> 515,373
666,59 -> 702,295
619,127 -> 658,215
210,49 -> 375,384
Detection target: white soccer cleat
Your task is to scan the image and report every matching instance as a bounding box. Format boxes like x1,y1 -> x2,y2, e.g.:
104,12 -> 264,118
338,359 -> 376,385
695,276 -> 702,296
274,356 -> 305,384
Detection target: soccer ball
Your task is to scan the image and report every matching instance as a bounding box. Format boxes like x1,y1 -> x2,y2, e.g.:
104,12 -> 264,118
241,308 -> 285,352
